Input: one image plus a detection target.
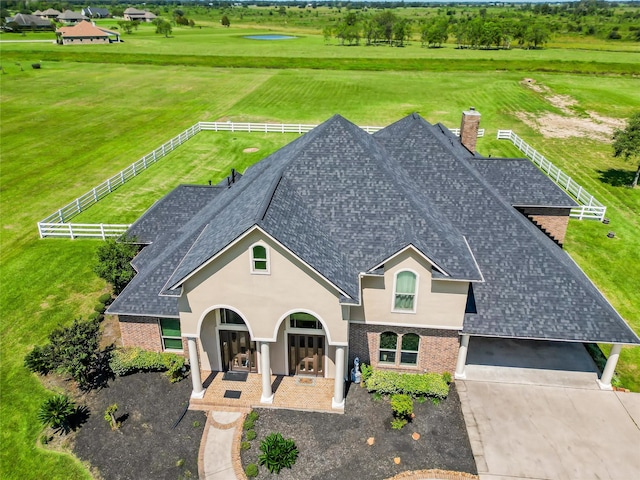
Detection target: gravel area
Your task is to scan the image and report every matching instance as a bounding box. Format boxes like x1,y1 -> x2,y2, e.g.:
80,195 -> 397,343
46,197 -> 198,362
240,383 -> 476,479
74,372 -> 205,480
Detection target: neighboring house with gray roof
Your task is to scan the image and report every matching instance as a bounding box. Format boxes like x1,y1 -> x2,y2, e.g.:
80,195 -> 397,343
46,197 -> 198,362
57,10 -> 88,24
123,7 -> 157,22
107,111 -> 639,409
4,13 -> 53,31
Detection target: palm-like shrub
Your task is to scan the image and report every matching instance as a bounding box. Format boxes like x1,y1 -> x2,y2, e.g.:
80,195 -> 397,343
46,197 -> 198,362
38,395 -> 76,434
258,432 -> 299,474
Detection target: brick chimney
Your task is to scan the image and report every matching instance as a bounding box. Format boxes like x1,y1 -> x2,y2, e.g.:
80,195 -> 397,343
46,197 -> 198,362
460,107 -> 481,153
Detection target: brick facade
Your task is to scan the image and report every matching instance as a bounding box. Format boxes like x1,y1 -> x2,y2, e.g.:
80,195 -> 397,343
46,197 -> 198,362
348,323 -> 459,374
119,315 -> 164,352
519,207 -> 571,245
119,315 -> 188,356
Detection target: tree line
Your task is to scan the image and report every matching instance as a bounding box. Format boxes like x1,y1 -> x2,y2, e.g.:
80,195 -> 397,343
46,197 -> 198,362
326,9 -> 552,49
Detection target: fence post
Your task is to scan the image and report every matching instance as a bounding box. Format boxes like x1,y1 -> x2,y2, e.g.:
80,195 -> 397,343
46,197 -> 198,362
101,224 -> 105,240
59,210 -> 64,223
76,198 -> 81,213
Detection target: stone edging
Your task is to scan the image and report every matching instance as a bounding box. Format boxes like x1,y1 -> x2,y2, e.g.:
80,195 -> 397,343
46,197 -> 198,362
197,412 -> 212,480
385,469 -> 479,480
210,413 -> 242,430
232,413 -> 248,480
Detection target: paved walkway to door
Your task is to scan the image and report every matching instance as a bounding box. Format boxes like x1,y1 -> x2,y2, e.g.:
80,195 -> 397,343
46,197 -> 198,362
458,380 -> 640,480
190,371 -> 338,413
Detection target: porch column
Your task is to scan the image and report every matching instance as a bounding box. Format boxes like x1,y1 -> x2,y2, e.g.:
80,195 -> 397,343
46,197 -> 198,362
597,344 -> 622,390
187,336 -> 204,399
260,342 -> 274,404
455,334 -> 470,380
332,346 -> 346,409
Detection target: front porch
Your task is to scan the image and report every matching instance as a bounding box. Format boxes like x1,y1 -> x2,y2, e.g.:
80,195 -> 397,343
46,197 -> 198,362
189,371 -> 341,414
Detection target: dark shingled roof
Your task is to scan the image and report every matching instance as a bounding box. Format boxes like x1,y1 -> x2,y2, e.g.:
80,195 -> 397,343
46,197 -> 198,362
108,114 -> 638,345
468,158 -> 578,207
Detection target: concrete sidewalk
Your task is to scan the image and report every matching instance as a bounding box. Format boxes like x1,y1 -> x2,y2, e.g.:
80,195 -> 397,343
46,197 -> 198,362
198,411 -> 244,480
458,380 -> 640,480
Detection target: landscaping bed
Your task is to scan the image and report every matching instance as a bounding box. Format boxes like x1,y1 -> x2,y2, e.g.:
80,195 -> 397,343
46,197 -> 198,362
73,372 -> 205,480
240,383 -> 476,479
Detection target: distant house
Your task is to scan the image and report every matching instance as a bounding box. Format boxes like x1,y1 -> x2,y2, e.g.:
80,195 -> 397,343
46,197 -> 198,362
57,10 -> 89,24
39,8 -> 61,19
4,13 -> 53,32
56,20 -> 120,45
81,7 -> 111,19
108,111 -> 639,410
123,7 -> 157,23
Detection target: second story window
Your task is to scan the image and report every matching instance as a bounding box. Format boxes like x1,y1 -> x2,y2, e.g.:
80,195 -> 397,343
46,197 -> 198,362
393,270 -> 417,312
251,244 -> 269,274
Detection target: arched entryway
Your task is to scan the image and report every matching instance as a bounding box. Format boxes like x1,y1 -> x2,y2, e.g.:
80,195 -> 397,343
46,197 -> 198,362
218,308 -> 257,373
286,312 -> 326,377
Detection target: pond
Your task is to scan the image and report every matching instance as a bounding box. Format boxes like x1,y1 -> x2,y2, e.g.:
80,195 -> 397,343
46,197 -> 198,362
243,34 -> 297,41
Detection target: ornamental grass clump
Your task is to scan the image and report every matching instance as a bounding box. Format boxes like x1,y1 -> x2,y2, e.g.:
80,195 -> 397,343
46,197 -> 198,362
258,432 -> 299,474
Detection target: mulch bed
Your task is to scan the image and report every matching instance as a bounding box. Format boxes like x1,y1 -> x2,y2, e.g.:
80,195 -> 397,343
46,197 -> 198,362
73,372 -> 205,480
240,383 -> 477,480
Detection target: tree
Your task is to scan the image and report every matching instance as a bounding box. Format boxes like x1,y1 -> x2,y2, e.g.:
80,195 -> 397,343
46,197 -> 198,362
154,18 -> 172,37
118,20 -> 134,34
94,236 -> 139,295
612,112 -> 640,188
221,15 -> 230,27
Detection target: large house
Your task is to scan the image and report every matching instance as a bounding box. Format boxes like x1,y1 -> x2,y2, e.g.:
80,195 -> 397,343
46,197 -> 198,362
81,7 -> 110,19
107,112 -> 639,409
123,7 -> 157,23
56,10 -> 89,24
56,21 -> 120,45
4,13 -> 52,31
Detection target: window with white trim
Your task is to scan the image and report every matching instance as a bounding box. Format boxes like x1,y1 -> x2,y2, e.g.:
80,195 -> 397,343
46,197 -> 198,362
250,244 -> 269,274
393,270 -> 417,311
160,318 -> 182,350
378,332 -> 420,366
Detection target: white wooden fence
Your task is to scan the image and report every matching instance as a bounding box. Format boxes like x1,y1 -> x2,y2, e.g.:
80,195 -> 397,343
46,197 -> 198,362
497,130 -> 606,221
34,121 -> 490,239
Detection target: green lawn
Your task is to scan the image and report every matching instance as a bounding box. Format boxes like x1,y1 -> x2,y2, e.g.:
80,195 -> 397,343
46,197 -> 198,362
1,51 -> 639,479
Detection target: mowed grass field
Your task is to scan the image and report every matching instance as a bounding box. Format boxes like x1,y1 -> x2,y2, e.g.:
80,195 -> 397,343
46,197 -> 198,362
1,35 -> 639,479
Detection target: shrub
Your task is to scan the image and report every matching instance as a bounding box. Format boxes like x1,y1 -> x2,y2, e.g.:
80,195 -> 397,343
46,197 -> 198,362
109,347 -> 186,382
38,395 -> 76,434
243,418 -> 255,430
360,363 -> 373,384
24,344 -> 54,375
442,372 -> 452,384
391,418 -> 407,430
246,429 -> 257,441
25,318 -> 101,388
390,394 -> 413,419
258,433 -> 299,474
94,302 -> 106,313
241,441 -> 251,451
245,463 -> 259,477
88,312 -> 102,321
104,403 -> 119,430
247,410 -> 259,422
98,293 -> 112,304
365,370 -> 449,398
94,236 -> 139,295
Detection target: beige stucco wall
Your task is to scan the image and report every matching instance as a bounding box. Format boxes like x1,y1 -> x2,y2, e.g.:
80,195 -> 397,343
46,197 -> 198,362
178,228 -> 348,345
350,248 -> 468,329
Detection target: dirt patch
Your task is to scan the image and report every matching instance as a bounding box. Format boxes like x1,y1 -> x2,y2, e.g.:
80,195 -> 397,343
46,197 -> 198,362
240,384 -> 476,480
99,315 -> 122,350
519,78 -> 623,141
243,147 -> 259,153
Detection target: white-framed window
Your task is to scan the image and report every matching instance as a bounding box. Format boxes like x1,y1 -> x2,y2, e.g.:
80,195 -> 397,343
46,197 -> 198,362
250,243 -> 270,274
378,331 -> 420,366
159,318 -> 182,351
393,270 -> 418,312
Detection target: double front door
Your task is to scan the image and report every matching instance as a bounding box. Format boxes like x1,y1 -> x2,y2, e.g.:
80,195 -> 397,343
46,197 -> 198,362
220,330 -> 257,372
289,334 -> 324,376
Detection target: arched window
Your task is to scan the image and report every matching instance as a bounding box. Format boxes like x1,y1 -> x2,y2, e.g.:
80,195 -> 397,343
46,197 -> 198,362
379,332 -> 398,364
393,270 -> 417,311
400,333 -> 420,365
250,244 -> 269,274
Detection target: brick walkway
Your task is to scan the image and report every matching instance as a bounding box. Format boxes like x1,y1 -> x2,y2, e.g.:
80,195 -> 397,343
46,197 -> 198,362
190,371 -> 340,413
